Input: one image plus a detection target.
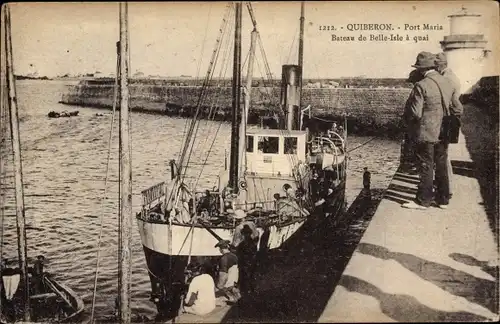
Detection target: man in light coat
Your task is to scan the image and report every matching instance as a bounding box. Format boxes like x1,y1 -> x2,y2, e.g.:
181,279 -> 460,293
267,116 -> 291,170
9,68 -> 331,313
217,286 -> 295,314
402,52 -> 454,209
435,52 -> 464,199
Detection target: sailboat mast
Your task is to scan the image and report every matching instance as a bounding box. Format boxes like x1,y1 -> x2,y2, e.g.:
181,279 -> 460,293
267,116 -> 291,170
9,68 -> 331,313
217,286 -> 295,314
118,2 -> 132,323
4,5 -> 31,321
229,2 -> 242,193
298,1 -> 305,108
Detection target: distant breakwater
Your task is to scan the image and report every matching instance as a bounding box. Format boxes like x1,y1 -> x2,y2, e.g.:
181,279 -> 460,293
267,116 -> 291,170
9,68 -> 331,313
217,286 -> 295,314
60,79 -> 412,137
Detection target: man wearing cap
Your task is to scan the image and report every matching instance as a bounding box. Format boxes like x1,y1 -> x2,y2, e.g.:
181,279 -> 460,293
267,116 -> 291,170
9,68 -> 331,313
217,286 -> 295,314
402,69 -> 425,168
402,51 -> 454,210
214,239 -> 239,303
435,52 -> 464,198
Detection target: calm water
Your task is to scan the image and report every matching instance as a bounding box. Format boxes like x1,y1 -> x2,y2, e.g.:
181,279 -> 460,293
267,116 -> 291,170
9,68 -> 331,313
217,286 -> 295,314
0,80 -> 400,322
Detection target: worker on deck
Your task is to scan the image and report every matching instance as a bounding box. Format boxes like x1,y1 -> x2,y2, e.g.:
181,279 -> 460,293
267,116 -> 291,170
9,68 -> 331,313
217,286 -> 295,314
214,240 -> 240,304
327,123 -> 338,138
236,225 -> 258,297
32,255 -> 45,294
309,172 -> 321,203
231,209 -> 259,248
182,262 -> 216,316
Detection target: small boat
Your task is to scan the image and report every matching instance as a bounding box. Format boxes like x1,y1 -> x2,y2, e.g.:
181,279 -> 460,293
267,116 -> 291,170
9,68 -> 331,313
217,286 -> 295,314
0,269 -> 84,323
1,5 -> 84,323
47,110 -> 80,118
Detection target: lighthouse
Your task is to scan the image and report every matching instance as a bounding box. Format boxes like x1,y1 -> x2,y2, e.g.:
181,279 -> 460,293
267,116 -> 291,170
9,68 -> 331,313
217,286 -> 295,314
440,7 -> 489,94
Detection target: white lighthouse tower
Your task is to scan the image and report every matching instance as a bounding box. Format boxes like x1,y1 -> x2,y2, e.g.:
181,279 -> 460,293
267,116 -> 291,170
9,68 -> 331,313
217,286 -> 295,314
440,6 -> 489,94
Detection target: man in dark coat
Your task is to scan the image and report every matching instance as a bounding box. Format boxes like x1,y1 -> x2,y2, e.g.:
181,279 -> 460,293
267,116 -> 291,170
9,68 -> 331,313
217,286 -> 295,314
402,51 -> 454,210
402,69 -> 424,167
236,225 -> 258,297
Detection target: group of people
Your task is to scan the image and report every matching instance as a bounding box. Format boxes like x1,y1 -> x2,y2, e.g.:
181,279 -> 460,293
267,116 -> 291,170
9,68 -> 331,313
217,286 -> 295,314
327,122 -> 344,138
181,210 -> 260,316
402,51 -> 463,209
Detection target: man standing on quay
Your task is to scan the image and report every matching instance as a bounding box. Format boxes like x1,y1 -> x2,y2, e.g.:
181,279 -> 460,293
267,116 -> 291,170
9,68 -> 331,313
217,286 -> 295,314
402,52 -> 454,210
435,52 -> 464,198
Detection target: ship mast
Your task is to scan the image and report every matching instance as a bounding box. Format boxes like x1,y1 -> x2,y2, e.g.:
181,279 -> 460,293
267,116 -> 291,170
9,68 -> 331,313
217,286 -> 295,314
298,1 -> 305,109
117,2 -> 132,323
238,4 -> 257,179
228,2 -> 242,193
4,5 -> 31,321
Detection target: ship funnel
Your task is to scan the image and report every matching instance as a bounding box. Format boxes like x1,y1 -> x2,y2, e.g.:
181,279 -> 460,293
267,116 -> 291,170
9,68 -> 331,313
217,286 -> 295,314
280,65 -> 302,130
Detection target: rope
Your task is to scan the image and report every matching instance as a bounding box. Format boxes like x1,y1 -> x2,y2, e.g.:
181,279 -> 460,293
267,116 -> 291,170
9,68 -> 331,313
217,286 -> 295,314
286,24 -> 299,64
89,55 -> 120,324
186,220 -> 195,265
165,4 -> 232,211
177,3 -> 214,163
347,137 -> 375,154
191,25 -> 234,191
189,18 -> 233,174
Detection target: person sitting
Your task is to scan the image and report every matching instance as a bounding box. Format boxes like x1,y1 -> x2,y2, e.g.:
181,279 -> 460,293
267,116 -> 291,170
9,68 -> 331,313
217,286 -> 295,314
182,262 -> 216,316
214,240 -> 240,304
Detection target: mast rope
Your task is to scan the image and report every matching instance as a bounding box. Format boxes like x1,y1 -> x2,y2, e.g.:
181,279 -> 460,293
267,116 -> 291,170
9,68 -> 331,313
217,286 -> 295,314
177,4 -> 232,171
189,17 -> 234,172
89,55 -> 121,324
285,25 -> 299,64
164,4 -> 233,212
347,137 -> 375,153
190,22 -> 235,191
180,10 -> 233,173
177,3 -> 215,163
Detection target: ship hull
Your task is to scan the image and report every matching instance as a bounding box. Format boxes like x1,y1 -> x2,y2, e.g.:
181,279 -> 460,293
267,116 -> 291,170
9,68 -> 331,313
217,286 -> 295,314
137,182 -> 346,317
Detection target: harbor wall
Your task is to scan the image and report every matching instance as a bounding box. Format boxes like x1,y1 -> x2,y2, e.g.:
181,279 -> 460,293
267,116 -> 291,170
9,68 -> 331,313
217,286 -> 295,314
60,79 -> 412,136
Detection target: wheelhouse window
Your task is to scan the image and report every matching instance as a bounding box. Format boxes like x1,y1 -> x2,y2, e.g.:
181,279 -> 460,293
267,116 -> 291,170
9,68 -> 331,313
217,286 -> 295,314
284,137 -> 298,154
246,135 -> 254,153
257,136 -> 279,154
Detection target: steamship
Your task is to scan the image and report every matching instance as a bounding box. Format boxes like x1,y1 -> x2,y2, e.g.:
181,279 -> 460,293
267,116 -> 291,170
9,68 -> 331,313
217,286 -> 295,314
136,2 -> 347,316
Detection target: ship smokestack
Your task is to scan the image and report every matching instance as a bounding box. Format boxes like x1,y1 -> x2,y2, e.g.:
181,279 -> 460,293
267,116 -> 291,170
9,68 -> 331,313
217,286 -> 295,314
281,64 -> 302,130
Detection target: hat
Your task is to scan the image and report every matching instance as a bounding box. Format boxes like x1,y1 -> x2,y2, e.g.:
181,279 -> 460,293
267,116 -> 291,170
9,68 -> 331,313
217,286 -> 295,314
241,224 -> 253,235
214,239 -> 231,249
435,52 -> 447,65
232,209 -> 246,220
411,51 -> 436,69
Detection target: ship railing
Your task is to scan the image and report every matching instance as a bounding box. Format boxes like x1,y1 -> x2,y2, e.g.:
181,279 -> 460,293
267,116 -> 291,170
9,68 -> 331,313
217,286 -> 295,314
141,181 -> 167,218
232,200 -> 276,212
232,198 -> 306,219
312,135 -> 345,154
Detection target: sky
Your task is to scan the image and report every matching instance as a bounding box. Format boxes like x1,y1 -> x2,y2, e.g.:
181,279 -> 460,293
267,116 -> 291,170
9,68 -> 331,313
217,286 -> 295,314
6,1 -> 499,79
